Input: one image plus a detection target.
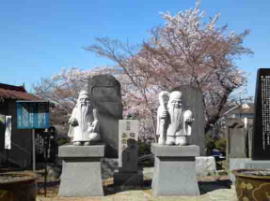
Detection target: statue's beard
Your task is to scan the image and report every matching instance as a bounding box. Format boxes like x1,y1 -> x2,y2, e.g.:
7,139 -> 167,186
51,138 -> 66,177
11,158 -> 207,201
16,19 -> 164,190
168,105 -> 183,125
78,102 -> 91,132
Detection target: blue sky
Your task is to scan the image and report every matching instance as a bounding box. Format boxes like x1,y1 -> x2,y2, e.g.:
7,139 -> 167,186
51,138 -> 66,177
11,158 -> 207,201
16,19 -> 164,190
0,0 -> 269,96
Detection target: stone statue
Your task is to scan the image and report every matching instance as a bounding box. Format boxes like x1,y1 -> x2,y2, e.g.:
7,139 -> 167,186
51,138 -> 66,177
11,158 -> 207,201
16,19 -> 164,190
156,91 -> 194,145
68,90 -> 101,145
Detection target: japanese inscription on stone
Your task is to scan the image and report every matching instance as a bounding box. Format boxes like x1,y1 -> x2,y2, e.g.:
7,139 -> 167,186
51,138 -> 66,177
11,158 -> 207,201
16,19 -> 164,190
261,75 -> 270,150
253,68 -> 270,160
118,120 -> 139,168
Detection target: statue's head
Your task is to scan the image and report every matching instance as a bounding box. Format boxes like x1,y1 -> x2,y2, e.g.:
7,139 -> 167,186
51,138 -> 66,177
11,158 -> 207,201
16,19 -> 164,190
78,90 -> 90,105
168,91 -> 183,109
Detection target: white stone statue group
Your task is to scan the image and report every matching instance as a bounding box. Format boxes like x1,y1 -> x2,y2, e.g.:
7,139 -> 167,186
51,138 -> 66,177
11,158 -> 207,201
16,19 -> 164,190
68,89 -> 193,146
68,90 -> 101,145
156,91 -> 194,146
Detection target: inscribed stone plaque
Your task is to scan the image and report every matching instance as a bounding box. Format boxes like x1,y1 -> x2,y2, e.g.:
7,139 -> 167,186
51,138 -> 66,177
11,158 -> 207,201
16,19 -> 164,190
88,74 -> 123,157
173,86 -> 205,155
118,120 -> 139,172
252,68 -> 270,160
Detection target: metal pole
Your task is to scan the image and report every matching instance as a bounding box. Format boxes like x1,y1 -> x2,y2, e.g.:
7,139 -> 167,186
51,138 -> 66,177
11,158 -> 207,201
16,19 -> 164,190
44,131 -> 48,197
32,129 -> 36,171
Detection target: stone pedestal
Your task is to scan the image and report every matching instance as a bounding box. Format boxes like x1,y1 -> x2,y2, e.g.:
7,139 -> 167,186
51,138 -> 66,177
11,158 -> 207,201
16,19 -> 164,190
58,144 -> 105,197
151,144 -> 200,196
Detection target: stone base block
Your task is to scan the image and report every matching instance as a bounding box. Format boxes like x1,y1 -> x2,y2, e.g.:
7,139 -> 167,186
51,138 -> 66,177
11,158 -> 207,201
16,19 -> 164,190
229,158 -> 251,182
58,144 -> 105,197
246,160 -> 270,169
114,171 -> 143,186
151,144 -> 200,196
195,156 -> 216,176
229,158 -> 270,182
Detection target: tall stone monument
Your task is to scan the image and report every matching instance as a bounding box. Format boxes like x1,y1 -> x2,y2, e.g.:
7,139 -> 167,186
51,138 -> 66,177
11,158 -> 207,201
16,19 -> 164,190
173,86 -> 205,155
252,68 -> 270,160
151,90 -> 200,196
226,119 -> 248,158
59,89 -> 105,197
226,118 -> 251,182
88,74 -> 123,157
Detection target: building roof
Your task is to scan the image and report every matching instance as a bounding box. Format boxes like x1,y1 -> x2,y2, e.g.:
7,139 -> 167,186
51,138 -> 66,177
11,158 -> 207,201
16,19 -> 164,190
0,83 -> 40,101
232,103 -> 254,115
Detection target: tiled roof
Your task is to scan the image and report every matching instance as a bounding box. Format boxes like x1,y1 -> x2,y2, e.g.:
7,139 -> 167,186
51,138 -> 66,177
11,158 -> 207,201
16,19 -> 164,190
0,83 -> 40,100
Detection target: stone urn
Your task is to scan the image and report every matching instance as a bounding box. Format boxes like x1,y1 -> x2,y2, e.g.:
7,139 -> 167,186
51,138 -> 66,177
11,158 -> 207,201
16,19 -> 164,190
0,171 -> 37,201
232,169 -> 270,201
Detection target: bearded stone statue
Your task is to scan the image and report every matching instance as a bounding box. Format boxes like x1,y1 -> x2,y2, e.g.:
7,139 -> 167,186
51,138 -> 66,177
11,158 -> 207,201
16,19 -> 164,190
156,91 -> 194,145
68,90 -> 101,145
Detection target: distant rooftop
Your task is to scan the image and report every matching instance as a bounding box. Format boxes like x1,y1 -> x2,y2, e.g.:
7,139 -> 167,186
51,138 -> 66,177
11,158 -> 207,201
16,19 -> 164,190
0,83 -> 39,100
233,103 -> 254,114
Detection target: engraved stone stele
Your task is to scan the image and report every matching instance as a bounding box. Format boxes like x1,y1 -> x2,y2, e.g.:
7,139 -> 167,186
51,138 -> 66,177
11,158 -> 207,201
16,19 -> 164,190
88,74 -> 123,157
113,120 -> 143,186
173,86 -> 205,155
152,90 -> 200,196
68,90 -> 101,145
252,68 -> 270,160
156,90 -> 194,146
226,118 -> 248,158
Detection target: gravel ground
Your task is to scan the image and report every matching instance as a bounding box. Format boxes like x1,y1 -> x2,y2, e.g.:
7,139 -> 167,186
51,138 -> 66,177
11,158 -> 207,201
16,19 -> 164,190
36,187 -> 238,201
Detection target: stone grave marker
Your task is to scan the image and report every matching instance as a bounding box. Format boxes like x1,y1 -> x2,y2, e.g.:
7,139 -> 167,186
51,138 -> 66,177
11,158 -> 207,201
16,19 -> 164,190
118,120 -> 139,170
252,68 -> 270,160
88,74 -> 123,157
226,118 -> 248,158
114,119 -> 143,185
172,86 -> 205,155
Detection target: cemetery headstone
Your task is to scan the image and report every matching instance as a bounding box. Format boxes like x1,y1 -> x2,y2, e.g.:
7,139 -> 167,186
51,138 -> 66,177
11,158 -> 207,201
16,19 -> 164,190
88,74 -> 122,157
114,120 -> 143,186
172,86 -> 205,155
252,68 -> 270,160
226,118 -> 248,158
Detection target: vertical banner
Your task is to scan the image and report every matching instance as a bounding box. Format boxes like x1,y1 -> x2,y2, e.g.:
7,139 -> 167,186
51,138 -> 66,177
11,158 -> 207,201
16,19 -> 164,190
4,116 -> 12,150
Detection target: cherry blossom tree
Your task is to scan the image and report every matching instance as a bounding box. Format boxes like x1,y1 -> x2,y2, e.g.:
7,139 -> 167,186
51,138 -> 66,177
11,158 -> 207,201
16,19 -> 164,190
86,2 -> 252,137
34,2 -> 252,141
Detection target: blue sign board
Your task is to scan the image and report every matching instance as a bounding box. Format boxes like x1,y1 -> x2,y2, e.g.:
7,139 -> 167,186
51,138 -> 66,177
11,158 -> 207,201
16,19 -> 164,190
16,101 -> 50,129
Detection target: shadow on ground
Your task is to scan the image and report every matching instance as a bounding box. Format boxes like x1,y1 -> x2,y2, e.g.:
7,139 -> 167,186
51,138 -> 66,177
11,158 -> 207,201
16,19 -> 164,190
104,178 -> 232,195
104,179 -> 152,195
199,179 -> 232,194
